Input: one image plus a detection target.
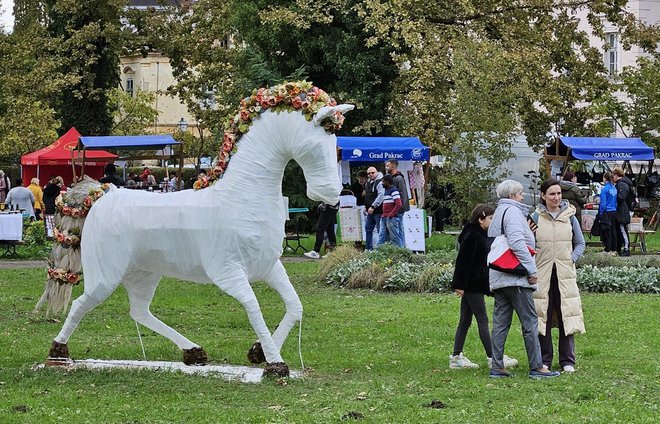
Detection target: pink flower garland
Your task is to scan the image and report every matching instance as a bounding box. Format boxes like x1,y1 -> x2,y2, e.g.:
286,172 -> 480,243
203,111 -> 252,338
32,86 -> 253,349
194,81 -> 345,190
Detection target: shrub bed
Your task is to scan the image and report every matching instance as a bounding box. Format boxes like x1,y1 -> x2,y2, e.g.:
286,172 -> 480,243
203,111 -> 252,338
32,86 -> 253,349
322,245 -> 659,294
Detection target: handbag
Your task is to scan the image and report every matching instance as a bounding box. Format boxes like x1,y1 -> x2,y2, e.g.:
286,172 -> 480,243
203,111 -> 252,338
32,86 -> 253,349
487,208 -> 536,276
590,214 -> 601,237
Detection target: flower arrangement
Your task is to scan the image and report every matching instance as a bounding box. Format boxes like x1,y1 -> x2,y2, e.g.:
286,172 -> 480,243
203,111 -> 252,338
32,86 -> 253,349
53,227 -> 81,248
47,267 -> 82,285
56,185 -> 108,218
194,81 -> 345,190
192,175 -> 209,190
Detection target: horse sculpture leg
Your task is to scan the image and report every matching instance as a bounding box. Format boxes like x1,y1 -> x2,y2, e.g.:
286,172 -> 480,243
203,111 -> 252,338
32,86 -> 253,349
215,268 -> 290,377
50,283 -> 117,359
248,261 -> 302,365
123,271 -> 207,365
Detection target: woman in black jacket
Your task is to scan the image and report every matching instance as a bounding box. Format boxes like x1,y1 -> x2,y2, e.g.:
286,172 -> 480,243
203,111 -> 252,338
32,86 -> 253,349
449,204 -> 518,370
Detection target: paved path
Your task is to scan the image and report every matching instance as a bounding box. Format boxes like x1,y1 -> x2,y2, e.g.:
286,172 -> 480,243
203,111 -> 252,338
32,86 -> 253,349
0,256 -> 314,269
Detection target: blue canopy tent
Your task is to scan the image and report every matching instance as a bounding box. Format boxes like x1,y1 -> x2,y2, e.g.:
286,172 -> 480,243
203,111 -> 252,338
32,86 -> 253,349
545,136 -> 656,177
336,136 -> 430,252
75,135 -> 184,182
336,136 -> 430,162
79,135 -> 181,151
559,137 -> 655,161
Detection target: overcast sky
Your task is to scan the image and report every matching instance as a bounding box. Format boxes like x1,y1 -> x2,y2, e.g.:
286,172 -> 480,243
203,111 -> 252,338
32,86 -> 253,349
1,0 -> 14,32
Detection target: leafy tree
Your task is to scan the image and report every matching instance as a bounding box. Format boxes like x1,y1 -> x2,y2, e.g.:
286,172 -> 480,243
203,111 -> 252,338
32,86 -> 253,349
594,57 -> 660,151
0,25 -> 71,163
230,0 -> 398,135
44,0 -> 125,136
356,0 -> 659,218
108,88 -> 158,136
13,0 -> 47,31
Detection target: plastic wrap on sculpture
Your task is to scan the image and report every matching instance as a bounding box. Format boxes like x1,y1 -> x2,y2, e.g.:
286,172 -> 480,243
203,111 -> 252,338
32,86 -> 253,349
48,81 -> 353,377
34,177 -> 103,316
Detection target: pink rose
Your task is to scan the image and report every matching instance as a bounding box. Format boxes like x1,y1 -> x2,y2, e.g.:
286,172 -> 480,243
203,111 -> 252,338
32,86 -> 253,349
292,97 -> 303,109
239,109 -> 250,121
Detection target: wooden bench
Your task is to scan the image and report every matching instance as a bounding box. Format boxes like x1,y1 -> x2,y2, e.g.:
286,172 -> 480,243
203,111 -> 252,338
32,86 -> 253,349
582,229 -> 655,253
0,240 -> 26,257
629,229 -> 655,253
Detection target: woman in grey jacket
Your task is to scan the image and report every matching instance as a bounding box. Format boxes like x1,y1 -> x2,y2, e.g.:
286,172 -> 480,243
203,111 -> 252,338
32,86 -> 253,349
488,180 -> 560,379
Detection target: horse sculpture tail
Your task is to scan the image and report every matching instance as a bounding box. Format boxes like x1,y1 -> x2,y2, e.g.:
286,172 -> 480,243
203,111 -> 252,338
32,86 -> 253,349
34,176 -> 104,317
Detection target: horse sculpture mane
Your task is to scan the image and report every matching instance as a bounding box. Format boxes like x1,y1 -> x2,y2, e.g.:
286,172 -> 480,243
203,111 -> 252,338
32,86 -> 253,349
48,81 -> 354,377
194,80 -> 347,190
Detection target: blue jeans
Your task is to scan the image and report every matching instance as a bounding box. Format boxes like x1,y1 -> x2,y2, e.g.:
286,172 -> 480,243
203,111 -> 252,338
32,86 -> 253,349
395,213 -> 405,246
378,216 -> 404,247
365,213 -> 381,250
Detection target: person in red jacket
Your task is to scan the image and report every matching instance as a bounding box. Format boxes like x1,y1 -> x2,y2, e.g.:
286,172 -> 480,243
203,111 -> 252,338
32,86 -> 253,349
377,174 -> 403,246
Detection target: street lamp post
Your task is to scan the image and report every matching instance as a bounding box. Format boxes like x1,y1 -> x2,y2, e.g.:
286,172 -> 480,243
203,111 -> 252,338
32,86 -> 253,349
177,117 -> 188,132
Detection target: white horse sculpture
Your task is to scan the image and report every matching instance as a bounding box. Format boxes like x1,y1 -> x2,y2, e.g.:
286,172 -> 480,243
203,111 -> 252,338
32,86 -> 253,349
49,97 -> 353,377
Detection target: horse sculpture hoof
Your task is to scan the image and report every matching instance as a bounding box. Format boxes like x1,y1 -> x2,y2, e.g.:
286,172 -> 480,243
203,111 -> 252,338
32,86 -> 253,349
247,342 -> 266,364
48,340 -> 70,359
263,362 -> 290,378
182,347 -> 208,365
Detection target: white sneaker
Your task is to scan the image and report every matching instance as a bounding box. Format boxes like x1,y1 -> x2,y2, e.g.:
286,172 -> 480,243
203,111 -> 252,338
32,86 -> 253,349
562,365 -> 575,373
488,355 -> 519,369
449,353 -> 479,369
303,251 -> 320,259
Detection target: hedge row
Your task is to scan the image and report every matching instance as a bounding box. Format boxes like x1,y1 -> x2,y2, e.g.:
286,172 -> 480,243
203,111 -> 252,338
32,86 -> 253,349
321,245 -> 659,294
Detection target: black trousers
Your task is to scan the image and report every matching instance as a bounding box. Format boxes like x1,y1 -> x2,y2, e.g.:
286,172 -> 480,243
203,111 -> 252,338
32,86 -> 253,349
453,290 -> 492,357
600,211 -> 618,252
314,208 -> 337,252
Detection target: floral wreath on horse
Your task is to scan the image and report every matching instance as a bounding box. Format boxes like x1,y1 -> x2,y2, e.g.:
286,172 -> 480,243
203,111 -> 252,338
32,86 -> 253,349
194,80 -> 346,190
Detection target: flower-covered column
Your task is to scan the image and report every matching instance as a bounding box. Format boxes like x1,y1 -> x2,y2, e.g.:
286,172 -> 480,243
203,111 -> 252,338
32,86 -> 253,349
34,177 -> 106,316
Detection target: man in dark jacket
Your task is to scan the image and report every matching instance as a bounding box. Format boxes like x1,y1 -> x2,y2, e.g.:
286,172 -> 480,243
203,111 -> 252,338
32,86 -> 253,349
99,163 -> 124,187
363,167 -> 384,250
560,172 -> 585,224
385,159 -> 409,247
612,168 -> 633,256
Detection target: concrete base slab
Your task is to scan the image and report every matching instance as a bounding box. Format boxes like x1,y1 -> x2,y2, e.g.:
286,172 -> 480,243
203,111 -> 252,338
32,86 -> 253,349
36,359 -> 302,383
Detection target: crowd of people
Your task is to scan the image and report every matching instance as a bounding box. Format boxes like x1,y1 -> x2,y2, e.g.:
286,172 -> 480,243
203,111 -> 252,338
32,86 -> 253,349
304,159 -> 410,259
449,178 -> 587,379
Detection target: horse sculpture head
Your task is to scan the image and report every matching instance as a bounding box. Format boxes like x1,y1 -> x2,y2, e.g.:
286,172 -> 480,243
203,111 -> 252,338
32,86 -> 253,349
202,81 -> 354,206
294,104 -> 354,205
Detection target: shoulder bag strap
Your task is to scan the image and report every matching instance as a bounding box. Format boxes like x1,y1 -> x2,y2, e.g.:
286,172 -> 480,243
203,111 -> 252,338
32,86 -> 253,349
500,208 -> 509,236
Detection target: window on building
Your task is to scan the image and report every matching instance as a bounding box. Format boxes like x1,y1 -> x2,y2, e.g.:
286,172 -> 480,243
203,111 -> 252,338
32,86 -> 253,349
605,33 -> 618,75
126,78 -> 134,97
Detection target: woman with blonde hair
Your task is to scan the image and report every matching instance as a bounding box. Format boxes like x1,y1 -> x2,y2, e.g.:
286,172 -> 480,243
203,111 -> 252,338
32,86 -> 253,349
28,178 -> 45,220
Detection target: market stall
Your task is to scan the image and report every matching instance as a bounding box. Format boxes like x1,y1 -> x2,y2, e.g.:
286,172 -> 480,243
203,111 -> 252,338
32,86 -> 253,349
545,136 -> 655,178
76,134 -> 183,183
20,128 -> 117,186
336,136 -> 431,252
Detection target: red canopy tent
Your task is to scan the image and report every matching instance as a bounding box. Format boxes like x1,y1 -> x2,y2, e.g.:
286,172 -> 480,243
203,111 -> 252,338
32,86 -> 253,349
20,128 -> 117,186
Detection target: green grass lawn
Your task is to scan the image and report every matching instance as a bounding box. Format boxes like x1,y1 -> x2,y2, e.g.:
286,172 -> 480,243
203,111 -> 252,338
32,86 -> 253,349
0,262 -> 658,423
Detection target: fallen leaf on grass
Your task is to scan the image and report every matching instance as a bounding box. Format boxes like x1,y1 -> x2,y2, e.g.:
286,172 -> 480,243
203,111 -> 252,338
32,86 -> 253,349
356,392 -> 368,401
423,400 -> 446,409
11,405 -> 28,413
341,411 -> 364,420
268,405 -> 284,411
